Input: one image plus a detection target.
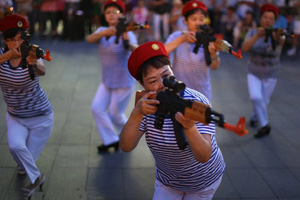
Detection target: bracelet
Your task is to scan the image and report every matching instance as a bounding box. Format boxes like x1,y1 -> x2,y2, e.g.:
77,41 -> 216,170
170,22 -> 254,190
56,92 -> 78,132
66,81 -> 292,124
211,55 -> 219,60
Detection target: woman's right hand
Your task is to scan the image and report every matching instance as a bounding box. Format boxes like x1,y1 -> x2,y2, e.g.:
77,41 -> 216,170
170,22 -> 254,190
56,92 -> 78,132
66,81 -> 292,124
182,31 -> 197,44
105,27 -> 117,37
256,27 -> 265,38
8,48 -> 21,59
134,91 -> 159,115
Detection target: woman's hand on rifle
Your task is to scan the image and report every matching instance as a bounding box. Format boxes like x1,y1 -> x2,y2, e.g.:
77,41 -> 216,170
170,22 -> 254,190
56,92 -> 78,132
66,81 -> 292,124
175,112 -> 196,130
182,31 -> 197,44
134,91 -> 159,116
8,48 -> 21,59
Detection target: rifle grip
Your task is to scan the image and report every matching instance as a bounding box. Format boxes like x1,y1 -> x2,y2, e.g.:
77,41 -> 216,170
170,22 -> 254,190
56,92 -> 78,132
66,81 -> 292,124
184,101 -> 210,125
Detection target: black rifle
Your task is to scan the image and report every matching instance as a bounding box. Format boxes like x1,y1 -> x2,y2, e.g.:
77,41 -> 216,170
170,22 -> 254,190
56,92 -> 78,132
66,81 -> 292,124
20,32 -> 51,80
193,24 -> 242,65
135,76 -> 248,150
107,16 -> 149,49
264,27 -> 294,50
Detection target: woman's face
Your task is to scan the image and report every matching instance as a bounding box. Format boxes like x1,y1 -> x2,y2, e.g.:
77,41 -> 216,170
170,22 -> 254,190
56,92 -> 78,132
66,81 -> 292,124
260,11 -> 276,28
4,32 -> 23,50
185,10 -> 206,32
140,65 -> 174,92
104,6 -> 121,26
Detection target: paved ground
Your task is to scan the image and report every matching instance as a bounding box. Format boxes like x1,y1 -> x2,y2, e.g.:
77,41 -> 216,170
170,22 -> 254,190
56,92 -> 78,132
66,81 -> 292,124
0,38 -> 300,200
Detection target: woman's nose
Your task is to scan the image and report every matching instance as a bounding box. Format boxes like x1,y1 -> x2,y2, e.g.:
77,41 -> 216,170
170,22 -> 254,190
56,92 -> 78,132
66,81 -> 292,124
158,78 -> 164,90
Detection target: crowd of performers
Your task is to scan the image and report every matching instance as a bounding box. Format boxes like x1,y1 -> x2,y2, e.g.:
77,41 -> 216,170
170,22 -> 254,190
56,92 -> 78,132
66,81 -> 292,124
0,0 -> 291,199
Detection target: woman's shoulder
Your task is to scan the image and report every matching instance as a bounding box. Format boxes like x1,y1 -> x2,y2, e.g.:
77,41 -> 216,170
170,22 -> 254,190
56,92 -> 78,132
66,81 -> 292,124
183,88 -> 210,106
166,30 -> 183,43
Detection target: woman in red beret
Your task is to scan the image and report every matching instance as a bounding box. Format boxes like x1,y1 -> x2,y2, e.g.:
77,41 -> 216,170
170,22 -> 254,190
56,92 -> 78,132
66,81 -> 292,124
242,3 -> 285,138
0,15 -> 53,198
120,41 -> 225,199
164,0 -> 220,101
87,0 -> 138,152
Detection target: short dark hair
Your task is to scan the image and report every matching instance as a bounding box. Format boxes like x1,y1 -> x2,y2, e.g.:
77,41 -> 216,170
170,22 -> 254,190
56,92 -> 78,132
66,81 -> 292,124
104,4 -> 124,13
136,56 -> 170,83
184,9 -> 206,21
3,28 -> 25,40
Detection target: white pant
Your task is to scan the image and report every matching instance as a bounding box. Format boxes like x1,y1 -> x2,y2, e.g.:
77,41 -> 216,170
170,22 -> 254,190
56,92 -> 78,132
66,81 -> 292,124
153,13 -> 170,41
91,83 -> 134,145
247,74 -> 277,127
153,175 -> 223,200
6,112 -> 54,184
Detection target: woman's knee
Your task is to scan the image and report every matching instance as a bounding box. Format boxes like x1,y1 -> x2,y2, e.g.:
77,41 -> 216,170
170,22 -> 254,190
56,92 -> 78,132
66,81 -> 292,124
9,142 -> 27,154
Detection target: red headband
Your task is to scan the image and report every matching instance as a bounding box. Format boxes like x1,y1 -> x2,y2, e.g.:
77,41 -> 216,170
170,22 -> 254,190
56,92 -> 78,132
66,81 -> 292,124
0,14 -> 29,33
128,41 -> 169,79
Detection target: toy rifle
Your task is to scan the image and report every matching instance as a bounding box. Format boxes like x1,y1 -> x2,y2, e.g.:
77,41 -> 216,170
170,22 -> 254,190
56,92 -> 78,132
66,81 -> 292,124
107,16 -> 149,49
193,24 -> 242,65
135,76 -> 248,150
20,32 -> 52,80
262,27 -> 294,50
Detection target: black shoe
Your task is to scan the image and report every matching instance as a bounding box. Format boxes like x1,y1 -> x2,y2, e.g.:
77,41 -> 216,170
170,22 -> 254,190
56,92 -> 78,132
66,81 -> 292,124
249,119 -> 258,127
254,125 -> 271,138
98,141 -> 119,152
22,174 -> 45,199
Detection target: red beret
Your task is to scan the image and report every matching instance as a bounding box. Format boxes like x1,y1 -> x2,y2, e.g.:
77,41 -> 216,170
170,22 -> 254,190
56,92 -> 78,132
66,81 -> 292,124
260,3 -> 278,17
104,0 -> 126,13
128,41 -> 169,79
182,0 -> 207,16
0,14 -> 29,33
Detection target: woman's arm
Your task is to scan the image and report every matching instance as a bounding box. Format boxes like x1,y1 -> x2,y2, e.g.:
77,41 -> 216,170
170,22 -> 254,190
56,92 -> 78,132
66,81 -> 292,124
242,29 -> 262,52
0,48 -> 21,64
164,31 -> 197,54
33,60 -> 46,76
86,27 -> 116,43
208,42 -> 220,70
120,91 -> 160,152
175,112 -> 212,163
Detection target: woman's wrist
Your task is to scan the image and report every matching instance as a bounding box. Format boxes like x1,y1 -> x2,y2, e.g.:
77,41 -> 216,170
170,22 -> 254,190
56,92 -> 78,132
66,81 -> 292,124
211,54 -> 219,60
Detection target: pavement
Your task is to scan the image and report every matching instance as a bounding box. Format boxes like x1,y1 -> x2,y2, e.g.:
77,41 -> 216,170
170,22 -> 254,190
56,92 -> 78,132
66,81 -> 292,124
0,38 -> 300,200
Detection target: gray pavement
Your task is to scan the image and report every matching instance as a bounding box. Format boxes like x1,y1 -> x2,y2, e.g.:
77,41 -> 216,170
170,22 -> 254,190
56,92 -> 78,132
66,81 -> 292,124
0,38 -> 300,200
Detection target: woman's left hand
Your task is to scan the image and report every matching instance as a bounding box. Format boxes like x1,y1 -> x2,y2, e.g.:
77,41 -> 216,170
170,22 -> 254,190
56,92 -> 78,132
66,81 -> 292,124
26,49 -> 38,66
175,112 -> 196,130
273,29 -> 282,41
208,42 -> 218,53
122,32 -> 129,41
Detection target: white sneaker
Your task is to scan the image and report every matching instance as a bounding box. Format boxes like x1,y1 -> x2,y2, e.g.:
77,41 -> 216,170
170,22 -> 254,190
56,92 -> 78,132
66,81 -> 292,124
287,47 -> 297,56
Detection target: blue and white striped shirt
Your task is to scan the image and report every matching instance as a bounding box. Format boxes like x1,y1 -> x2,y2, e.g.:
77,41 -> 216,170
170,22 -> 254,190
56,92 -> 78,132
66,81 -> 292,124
166,31 -> 212,100
97,27 -> 137,89
139,88 -> 225,192
0,48 -> 52,118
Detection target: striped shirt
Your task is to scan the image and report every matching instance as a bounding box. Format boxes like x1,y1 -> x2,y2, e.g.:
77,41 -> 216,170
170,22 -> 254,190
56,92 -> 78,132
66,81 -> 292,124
0,48 -> 52,118
97,27 -> 137,89
245,29 -> 282,80
166,31 -> 212,100
139,88 -> 225,192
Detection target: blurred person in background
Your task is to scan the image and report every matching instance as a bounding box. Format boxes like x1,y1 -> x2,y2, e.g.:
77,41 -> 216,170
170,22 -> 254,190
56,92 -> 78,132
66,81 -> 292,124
148,0 -> 172,41
235,0 -> 255,19
164,0 -> 220,101
221,6 -> 238,44
87,0 -> 138,152
131,0 -> 149,44
233,10 -> 256,48
0,14 -> 53,198
242,3 -> 285,138
286,0 -> 300,56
